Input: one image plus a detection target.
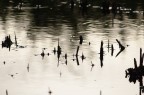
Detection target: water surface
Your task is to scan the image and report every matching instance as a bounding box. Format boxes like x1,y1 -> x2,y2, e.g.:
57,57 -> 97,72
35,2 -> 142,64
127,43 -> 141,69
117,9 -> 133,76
0,4 -> 144,95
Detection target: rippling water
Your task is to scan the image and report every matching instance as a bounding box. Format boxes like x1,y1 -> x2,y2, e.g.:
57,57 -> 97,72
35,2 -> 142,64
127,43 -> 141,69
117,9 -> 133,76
0,4 -> 144,95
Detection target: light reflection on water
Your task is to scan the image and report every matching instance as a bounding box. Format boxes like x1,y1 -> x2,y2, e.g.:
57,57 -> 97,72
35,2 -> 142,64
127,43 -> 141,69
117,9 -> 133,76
0,4 -> 144,95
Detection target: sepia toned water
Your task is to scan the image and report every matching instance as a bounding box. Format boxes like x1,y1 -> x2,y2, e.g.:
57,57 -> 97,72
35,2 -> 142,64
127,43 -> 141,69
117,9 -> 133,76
0,4 -> 144,95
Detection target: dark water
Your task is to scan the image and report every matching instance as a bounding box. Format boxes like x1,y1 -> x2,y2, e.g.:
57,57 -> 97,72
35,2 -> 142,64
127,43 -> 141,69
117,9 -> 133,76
0,2 -> 144,95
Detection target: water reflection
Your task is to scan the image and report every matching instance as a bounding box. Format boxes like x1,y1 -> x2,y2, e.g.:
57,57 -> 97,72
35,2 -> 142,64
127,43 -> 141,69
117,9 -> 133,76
0,1 -> 144,95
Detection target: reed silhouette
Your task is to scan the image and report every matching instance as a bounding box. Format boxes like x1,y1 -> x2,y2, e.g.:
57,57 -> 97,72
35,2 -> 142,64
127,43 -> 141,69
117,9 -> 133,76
76,46 -> 80,65
79,35 -> 83,45
100,41 -> 104,67
47,53 -> 50,56
116,39 -> 125,57
57,39 -> 62,67
76,46 -> 79,56
57,39 -> 61,55
76,55 -> 80,66
100,90 -> 102,95
111,44 -> 114,56
41,49 -> 45,59
64,53 -> 68,65
107,40 -> 110,52
2,35 -> 13,51
6,89 -> 8,95
53,47 -> 56,55
14,32 -> 18,48
65,53 -> 67,60
65,59 -> 68,65
125,48 -> 144,95
81,52 -> 86,62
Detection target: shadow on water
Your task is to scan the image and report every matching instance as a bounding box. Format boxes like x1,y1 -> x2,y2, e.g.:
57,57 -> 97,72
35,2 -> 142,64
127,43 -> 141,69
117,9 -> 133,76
125,48 -> 144,95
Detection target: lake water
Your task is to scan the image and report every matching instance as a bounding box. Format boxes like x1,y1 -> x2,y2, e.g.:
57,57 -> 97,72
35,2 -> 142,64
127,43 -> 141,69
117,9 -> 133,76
0,3 -> 144,95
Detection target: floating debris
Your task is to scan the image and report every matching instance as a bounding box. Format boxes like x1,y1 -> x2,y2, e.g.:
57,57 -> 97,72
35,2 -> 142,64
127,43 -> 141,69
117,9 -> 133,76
48,88 -> 52,95
27,63 -> 30,72
43,48 -> 47,50
89,42 -> 91,45
91,61 -> 95,71
9,74 -> 14,78
18,45 -> 26,48
3,61 -> 5,65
